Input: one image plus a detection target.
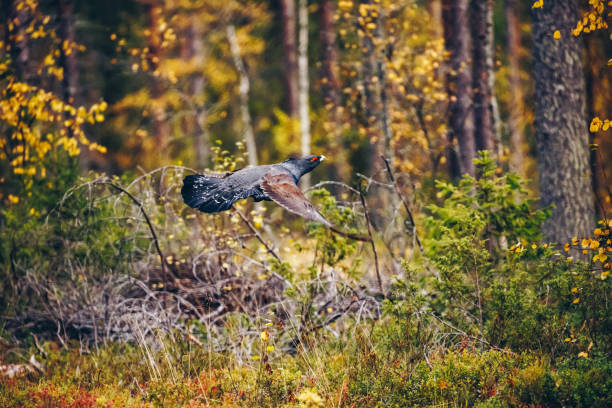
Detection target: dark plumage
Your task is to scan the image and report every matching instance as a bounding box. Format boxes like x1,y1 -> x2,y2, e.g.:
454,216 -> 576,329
181,155 -> 331,226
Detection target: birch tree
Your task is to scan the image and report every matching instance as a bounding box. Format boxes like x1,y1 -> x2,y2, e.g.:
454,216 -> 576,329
298,0 -> 311,186
227,25 -> 258,167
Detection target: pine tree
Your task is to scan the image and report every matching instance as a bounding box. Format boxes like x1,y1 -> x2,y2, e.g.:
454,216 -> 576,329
532,0 -> 594,242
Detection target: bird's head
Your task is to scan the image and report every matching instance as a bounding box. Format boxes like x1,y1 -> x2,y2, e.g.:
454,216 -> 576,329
282,154 -> 326,178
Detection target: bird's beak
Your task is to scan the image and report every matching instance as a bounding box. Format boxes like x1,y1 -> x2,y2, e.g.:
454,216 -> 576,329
320,155 -> 326,161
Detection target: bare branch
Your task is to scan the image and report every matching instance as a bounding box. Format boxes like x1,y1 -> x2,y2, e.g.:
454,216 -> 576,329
381,155 -> 424,253
232,206 -> 281,261
359,191 -> 383,293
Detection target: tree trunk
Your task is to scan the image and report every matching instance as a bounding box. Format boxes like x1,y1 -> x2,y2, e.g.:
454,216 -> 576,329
376,11 -> 392,164
470,0 -> 494,153
318,0 -> 348,180
56,0 -> 87,169
227,25 -> 257,167
280,0 -> 299,117
532,0 -> 594,242
442,0 -> 475,177
584,33 -> 610,217
184,19 -> 210,168
4,0 -> 31,82
427,0 -> 443,38
144,2 -> 170,164
57,0 -> 78,106
297,0 -> 311,186
318,0 -> 339,107
359,0 -> 384,175
505,0 -> 524,174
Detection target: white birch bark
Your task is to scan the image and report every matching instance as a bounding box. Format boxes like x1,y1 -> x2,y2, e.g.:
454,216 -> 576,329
298,0 -> 311,186
227,25 -> 258,167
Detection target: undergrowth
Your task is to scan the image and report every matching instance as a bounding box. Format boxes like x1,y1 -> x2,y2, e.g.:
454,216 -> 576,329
1,153 -> 610,407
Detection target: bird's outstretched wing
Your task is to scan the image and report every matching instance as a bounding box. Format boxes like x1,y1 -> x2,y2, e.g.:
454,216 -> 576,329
182,172 -> 256,213
261,168 -> 331,227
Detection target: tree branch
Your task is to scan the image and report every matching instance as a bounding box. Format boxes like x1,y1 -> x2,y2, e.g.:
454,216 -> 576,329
359,191 -> 382,293
232,206 -> 281,261
381,155 -> 424,253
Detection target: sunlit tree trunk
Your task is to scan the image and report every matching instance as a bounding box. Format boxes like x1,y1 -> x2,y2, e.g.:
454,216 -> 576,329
184,19 -> 209,168
471,0 -> 495,153
376,10 -> 392,165
532,0 -> 594,242
144,2 -> 170,165
280,0 -> 299,117
442,0 -> 475,177
584,33 -> 610,217
298,0 -> 311,186
427,0 -> 443,38
505,0 -> 524,174
227,25 -> 257,167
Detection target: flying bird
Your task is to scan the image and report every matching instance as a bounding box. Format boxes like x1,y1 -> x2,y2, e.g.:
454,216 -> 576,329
181,155 -> 331,226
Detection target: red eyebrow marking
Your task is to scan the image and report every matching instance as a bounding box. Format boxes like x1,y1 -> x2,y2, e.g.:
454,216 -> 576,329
310,156 -> 318,162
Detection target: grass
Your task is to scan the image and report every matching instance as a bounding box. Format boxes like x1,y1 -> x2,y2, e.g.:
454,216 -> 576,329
2,321 -> 610,408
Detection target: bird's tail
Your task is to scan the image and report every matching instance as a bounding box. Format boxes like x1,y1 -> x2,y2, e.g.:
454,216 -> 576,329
181,174 -> 226,212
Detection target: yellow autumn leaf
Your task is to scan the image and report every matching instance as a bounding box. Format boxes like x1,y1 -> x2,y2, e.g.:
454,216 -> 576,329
553,30 -> 561,40
590,117 -> 603,132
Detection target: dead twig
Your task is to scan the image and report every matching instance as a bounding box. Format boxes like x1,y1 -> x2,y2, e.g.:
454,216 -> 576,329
232,206 -> 281,261
359,191 -> 383,294
328,225 -> 372,242
381,155 -> 424,253
102,179 -> 172,284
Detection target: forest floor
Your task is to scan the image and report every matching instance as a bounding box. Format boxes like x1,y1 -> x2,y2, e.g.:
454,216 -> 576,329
1,328 -> 609,408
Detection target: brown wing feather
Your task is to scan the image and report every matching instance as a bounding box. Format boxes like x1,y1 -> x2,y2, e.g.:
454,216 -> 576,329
261,170 -> 331,227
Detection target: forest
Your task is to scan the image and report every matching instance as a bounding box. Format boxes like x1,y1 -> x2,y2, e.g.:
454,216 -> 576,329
0,0 -> 611,406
